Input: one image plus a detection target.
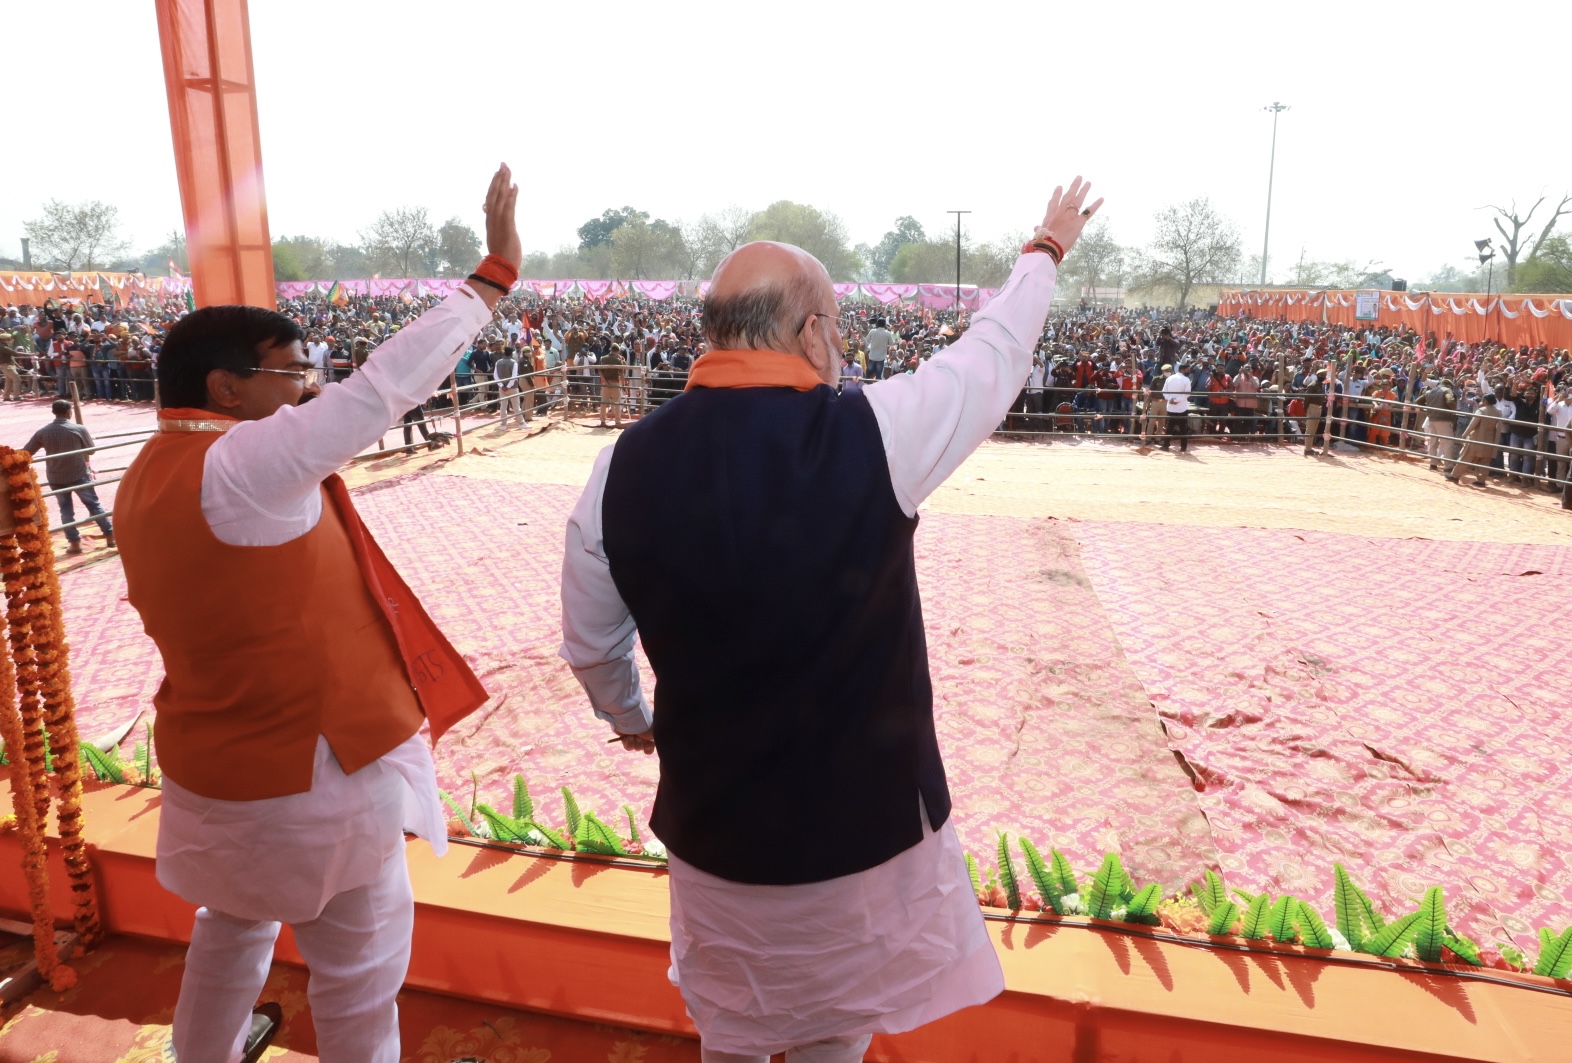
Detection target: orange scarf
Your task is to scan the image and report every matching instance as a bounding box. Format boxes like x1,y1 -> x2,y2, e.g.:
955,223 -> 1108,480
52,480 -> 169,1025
685,349 -> 823,392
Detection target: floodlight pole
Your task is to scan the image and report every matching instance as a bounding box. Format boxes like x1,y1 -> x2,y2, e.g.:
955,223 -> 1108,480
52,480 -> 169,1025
1260,102 -> 1289,286
948,210 -> 970,315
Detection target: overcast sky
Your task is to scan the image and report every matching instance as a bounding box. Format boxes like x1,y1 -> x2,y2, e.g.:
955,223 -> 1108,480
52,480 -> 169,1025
7,0 -> 1568,283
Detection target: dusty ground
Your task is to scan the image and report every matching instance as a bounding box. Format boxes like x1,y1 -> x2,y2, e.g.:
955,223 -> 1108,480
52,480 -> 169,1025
439,422 -> 1572,546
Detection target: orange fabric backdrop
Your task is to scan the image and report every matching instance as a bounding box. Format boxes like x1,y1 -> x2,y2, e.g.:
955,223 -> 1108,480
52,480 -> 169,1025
1219,289 -> 1572,350
154,0 -> 276,309
0,271 -> 174,309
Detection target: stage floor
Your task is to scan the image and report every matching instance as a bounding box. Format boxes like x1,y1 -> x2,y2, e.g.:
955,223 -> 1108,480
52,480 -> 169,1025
39,408 -> 1572,955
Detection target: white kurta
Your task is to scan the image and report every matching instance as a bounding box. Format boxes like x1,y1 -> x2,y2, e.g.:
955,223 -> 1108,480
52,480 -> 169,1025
154,286 -> 494,921
560,253 -> 1059,1053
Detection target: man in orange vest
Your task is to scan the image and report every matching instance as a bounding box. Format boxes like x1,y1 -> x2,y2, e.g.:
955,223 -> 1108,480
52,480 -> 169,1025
113,165 -> 520,1063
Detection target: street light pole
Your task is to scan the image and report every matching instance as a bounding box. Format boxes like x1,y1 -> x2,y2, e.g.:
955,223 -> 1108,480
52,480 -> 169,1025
1260,102 -> 1288,286
947,210 -> 970,315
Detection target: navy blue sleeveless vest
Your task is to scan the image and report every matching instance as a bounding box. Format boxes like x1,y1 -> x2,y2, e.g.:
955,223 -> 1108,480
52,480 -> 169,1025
601,383 -> 951,885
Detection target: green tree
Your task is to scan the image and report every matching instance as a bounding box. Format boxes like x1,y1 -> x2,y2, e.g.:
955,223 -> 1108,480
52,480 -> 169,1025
1514,235 -> 1572,293
746,201 -> 859,280
435,217 -> 482,277
610,218 -> 690,279
271,236 -> 334,282
869,216 -> 927,281
578,207 -> 649,251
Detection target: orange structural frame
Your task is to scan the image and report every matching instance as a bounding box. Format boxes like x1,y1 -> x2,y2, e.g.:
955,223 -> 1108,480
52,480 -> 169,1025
1,776 -> 1568,1063
153,0 -> 276,309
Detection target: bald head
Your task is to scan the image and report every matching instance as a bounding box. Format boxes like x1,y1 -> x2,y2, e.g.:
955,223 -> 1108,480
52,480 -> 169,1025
704,242 -> 834,355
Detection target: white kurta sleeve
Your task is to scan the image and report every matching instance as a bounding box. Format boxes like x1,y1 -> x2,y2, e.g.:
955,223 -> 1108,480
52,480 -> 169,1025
201,287 -> 494,546
559,444 -> 653,734
864,254 -> 1057,517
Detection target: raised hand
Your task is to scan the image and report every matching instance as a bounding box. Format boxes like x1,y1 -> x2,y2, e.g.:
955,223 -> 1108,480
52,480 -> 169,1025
483,163 -> 522,270
1037,177 -> 1104,258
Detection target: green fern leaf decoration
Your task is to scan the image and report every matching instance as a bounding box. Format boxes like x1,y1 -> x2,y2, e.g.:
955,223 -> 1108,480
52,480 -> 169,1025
1231,888 -> 1258,905
1238,892 -> 1272,940
1499,944 -> 1527,970
80,744 -> 126,784
1117,861 -> 1137,904
623,805 -> 643,850
527,820 -> 571,849
1206,900 -> 1240,936
996,833 -> 1022,911
474,804 -> 526,843
1267,894 -> 1299,943
439,789 -> 479,836
1296,900 -> 1335,949
1365,911 -> 1422,958
1190,881 -> 1212,914
1125,883 -> 1162,925
1414,887 -> 1447,963
578,812 -> 629,856
1018,838 -> 1051,903
965,853 -> 982,898
1086,854 -> 1124,920
1532,925 -> 1572,979
1048,848 -> 1079,897
1442,930 -> 1484,966
1354,882 -> 1386,932
1332,863 -> 1366,951
512,774 -> 533,822
561,787 -> 583,837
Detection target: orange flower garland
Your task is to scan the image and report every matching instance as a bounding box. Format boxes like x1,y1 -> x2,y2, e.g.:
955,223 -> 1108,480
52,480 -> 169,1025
0,447 -> 101,989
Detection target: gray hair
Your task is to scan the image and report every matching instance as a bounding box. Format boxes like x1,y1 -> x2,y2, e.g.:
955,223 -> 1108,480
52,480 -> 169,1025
702,273 -> 821,352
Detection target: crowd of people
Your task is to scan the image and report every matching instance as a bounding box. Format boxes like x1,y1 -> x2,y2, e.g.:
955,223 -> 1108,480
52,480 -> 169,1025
9,287 -> 1572,490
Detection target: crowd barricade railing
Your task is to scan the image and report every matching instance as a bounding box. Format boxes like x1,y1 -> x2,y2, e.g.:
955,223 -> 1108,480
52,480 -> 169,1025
987,382 -> 1572,493
29,427 -> 157,538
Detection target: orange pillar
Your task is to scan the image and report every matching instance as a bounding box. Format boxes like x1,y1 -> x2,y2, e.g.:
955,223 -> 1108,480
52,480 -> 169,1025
154,0 -> 276,309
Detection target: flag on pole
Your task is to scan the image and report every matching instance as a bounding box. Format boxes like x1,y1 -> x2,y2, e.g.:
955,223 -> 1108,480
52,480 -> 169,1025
168,258 -> 184,280
326,281 -> 348,306
185,287 -> 196,313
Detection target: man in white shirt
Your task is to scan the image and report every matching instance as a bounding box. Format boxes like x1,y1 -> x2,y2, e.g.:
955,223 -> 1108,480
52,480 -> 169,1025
304,330 -> 331,373
865,319 -> 894,380
1161,362 -> 1193,452
560,177 -> 1101,1063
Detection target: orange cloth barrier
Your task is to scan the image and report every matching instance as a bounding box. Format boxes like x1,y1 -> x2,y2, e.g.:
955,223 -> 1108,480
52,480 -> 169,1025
154,0 -> 276,309
1220,289 -> 1572,349
0,271 -> 175,309
1,777 -> 1568,1062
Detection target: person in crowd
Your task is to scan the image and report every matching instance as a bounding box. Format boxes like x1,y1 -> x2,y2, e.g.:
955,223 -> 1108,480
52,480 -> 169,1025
1161,361 -> 1192,452
1421,373 -> 1460,470
599,343 -> 627,428
866,317 -> 893,381
494,344 -> 526,429
111,164 -> 517,1063
561,179 -> 1100,1063
1448,387 -> 1503,487
21,399 -> 116,556
1232,361 -> 1261,438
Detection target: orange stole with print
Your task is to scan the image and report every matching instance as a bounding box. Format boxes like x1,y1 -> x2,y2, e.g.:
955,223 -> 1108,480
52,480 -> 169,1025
115,420 -> 486,801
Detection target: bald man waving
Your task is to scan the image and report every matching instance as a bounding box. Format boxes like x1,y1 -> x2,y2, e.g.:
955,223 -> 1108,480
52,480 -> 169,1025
561,179 -> 1101,1062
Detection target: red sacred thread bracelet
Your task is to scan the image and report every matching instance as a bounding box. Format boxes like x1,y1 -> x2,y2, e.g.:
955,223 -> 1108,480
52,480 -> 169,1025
470,253 -> 518,293
1021,238 -> 1064,264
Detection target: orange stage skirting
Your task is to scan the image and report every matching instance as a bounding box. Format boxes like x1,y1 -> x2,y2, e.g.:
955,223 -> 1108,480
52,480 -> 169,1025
1219,289 -> 1572,349
0,777 -> 1567,1063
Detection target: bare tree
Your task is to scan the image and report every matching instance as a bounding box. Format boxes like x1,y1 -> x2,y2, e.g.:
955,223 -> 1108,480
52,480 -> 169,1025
23,200 -> 129,271
1062,219 -> 1124,296
1484,194 -> 1572,287
360,207 -> 437,277
687,205 -> 756,277
1145,198 -> 1241,308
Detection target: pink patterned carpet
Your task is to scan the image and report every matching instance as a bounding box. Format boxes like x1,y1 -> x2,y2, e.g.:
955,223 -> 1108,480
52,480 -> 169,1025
56,470 -> 1572,952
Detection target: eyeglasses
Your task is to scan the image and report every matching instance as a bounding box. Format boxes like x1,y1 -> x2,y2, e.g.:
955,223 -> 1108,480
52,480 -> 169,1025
250,367 -> 321,387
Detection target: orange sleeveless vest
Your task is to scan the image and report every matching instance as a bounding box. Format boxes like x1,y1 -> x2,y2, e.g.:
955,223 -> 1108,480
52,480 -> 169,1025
115,423 -> 484,801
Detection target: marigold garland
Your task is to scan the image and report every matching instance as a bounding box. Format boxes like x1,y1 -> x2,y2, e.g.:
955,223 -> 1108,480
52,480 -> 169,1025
0,448 -> 101,989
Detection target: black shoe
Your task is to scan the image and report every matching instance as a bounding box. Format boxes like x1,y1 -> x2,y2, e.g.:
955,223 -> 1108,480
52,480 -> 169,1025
242,1002 -> 283,1063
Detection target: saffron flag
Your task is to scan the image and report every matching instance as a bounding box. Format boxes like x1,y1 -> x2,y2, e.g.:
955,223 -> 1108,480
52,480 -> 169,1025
326,281 -> 348,306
